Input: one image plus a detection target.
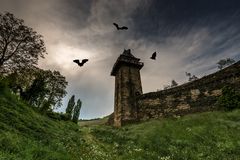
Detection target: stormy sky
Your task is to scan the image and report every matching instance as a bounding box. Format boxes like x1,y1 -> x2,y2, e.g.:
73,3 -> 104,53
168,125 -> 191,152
1,0 -> 240,119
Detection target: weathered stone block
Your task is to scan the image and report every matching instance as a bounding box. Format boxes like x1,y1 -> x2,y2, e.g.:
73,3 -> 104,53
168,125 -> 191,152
210,89 -> 222,96
176,103 -> 191,110
191,89 -> 201,101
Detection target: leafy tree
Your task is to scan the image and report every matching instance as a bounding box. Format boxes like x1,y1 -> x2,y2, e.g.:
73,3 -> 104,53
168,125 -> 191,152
185,72 -> 191,77
217,58 -> 235,70
72,99 -> 82,123
4,67 -> 38,95
24,69 -> 48,106
0,12 -> 67,111
185,72 -> 191,81
5,67 -> 68,110
40,100 -> 52,112
65,95 -> 75,120
171,80 -> 178,87
185,72 -> 198,82
28,69 -> 68,111
43,70 -> 68,110
189,75 -> 198,81
0,12 -> 46,73
163,80 -> 178,90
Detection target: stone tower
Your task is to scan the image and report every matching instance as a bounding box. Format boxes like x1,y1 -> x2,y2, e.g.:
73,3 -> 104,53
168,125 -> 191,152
111,49 -> 144,127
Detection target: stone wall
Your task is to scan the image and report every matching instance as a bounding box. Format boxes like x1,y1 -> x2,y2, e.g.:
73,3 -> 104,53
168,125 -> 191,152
136,61 -> 240,120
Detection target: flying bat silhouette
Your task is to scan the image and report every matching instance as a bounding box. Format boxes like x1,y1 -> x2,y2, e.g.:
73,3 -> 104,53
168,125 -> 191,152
113,23 -> 128,30
150,52 -> 157,60
73,59 -> 88,67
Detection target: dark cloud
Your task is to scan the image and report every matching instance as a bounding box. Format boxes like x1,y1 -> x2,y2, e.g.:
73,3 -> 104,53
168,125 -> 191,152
131,0 -> 240,40
1,0 -> 240,119
51,0 -> 92,30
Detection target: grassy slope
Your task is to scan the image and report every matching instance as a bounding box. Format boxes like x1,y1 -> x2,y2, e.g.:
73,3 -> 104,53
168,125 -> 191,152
1,86 -> 240,160
78,117 -> 109,126
0,86 -> 93,160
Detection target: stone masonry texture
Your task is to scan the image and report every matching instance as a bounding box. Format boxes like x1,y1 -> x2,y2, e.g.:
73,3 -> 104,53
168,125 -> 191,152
110,50 -> 240,126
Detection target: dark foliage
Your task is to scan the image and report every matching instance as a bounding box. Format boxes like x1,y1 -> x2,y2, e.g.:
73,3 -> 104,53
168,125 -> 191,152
217,58 -> 235,70
4,68 -> 68,111
72,99 -> 82,123
185,72 -> 198,82
0,12 -> 47,74
65,95 -> 75,120
217,86 -> 240,110
171,80 -> 178,87
45,111 -> 69,121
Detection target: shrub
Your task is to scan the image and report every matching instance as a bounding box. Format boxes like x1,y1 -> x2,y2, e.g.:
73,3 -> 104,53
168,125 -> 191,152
45,111 -> 70,121
217,86 -> 240,110
0,78 -> 6,89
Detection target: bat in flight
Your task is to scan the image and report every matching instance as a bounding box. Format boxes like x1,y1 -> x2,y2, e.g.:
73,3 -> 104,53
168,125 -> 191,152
150,52 -> 157,60
113,23 -> 128,30
73,59 -> 89,67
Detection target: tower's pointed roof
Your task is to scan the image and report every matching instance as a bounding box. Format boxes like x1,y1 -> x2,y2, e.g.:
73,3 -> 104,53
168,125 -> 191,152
111,49 -> 144,76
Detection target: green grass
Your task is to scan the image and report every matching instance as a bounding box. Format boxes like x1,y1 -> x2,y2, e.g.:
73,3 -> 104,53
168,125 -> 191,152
0,85 -> 90,159
1,84 -> 240,159
89,111 -> 240,160
78,117 -> 109,126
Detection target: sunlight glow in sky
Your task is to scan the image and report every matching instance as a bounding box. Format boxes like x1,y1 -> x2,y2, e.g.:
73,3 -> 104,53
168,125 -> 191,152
45,44 -> 93,71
